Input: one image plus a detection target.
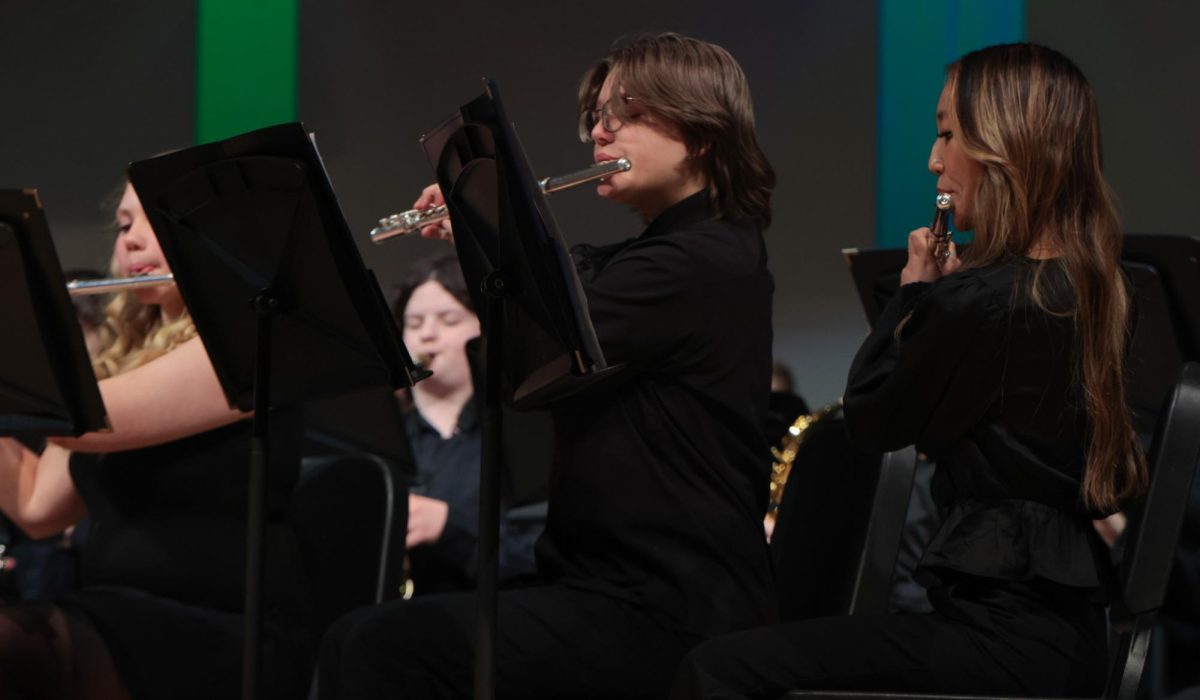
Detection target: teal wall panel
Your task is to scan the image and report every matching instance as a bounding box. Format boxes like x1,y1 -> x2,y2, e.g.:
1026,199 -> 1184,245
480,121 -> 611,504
876,0 -> 1024,247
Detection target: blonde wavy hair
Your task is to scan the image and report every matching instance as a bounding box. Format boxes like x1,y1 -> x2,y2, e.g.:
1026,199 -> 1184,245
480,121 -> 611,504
91,289 -> 196,380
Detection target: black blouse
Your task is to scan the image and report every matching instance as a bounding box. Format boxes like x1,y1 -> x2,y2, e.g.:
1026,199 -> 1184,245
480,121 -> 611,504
845,258 -> 1106,589
69,414 -> 309,618
404,399 -> 545,592
405,400 -> 482,591
536,191 -> 778,637
65,415 -> 316,700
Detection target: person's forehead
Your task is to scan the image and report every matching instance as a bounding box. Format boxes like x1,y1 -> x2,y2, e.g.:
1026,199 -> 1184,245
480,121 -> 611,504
117,186 -> 139,214
406,283 -> 467,311
597,73 -> 615,99
935,84 -> 954,123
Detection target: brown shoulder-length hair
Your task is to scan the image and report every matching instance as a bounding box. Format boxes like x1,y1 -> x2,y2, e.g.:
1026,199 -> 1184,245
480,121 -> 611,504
577,32 -> 775,230
390,253 -> 475,324
948,43 -> 1146,513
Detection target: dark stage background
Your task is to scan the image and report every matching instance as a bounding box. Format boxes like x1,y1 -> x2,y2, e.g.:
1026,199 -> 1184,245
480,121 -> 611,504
1,0 -> 1195,405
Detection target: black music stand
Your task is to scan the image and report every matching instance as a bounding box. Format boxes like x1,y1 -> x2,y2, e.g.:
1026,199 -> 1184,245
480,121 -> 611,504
127,124 -> 426,700
844,234 -> 1200,430
0,189 -> 107,437
303,385 -> 416,474
419,79 -> 621,699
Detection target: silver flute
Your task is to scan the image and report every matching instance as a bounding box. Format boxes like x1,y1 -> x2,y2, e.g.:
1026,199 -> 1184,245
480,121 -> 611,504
66,273 -> 176,297
930,192 -> 955,268
369,158 -> 632,244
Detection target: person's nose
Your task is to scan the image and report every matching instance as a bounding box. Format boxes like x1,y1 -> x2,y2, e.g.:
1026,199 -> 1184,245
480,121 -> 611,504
121,228 -> 145,252
417,319 -> 439,342
928,141 -> 944,176
591,118 -> 614,146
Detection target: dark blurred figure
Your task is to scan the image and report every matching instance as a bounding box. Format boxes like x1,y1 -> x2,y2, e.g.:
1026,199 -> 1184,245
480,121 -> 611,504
765,361 -> 810,449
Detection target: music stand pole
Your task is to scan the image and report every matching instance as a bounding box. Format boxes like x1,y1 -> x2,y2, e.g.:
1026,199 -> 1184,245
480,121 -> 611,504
242,292 -> 278,700
473,273 -> 508,700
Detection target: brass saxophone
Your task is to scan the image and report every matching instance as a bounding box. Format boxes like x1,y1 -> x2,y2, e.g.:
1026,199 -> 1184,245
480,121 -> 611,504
765,401 -> 842,534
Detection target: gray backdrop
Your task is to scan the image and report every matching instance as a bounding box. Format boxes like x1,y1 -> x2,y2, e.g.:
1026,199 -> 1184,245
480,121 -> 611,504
1,0 -> 1195,406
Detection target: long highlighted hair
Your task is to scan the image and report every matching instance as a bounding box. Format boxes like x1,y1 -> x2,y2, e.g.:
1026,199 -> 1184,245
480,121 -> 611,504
949,43 -> 1146,513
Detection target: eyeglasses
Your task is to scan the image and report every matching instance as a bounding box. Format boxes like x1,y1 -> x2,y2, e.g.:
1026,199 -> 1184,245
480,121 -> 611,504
580,96 -> 638,141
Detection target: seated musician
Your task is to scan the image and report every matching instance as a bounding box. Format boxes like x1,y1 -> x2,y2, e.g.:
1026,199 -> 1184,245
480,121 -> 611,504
316,32 -> 778,698
0,182 -> 315,699
392,254 -> 541,593
671,43 -> 1147,698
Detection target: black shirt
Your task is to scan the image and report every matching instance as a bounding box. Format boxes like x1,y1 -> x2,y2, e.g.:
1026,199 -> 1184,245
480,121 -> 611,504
405,399 -> 544,592
65,415 -> 316,699
405,400 -> 482,591
536,191 -> 778,637
845,259 -> 1105,589
68,415 -> 308,617
69,415 -> 307,614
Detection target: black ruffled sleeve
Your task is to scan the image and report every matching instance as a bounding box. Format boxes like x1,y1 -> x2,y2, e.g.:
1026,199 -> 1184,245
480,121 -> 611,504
844,273 -> 1005,455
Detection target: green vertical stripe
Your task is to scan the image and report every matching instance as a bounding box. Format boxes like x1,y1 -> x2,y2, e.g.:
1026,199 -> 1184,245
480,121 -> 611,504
876,0 -> 1024,247
196,0 -> 298,144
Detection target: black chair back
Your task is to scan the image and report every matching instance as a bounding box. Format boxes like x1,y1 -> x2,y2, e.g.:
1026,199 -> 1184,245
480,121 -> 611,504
772,412 -> 917,620
1107,362 -> 1200,699
849,446 -> 918,615
1119,362 -> 1200,614
288,454 -> 408,635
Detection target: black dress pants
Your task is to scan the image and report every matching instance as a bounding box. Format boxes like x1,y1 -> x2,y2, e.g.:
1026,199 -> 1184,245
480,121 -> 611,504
670,578 -> 1109,700
318,583 -> 701,699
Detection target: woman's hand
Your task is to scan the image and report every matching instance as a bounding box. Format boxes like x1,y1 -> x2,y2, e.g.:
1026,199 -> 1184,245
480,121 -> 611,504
900,227 -> 961,285
0,439 -> 85,539
413,183 -> 454,243
1093,512 -> 1127,548
406,494 -> 450,549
